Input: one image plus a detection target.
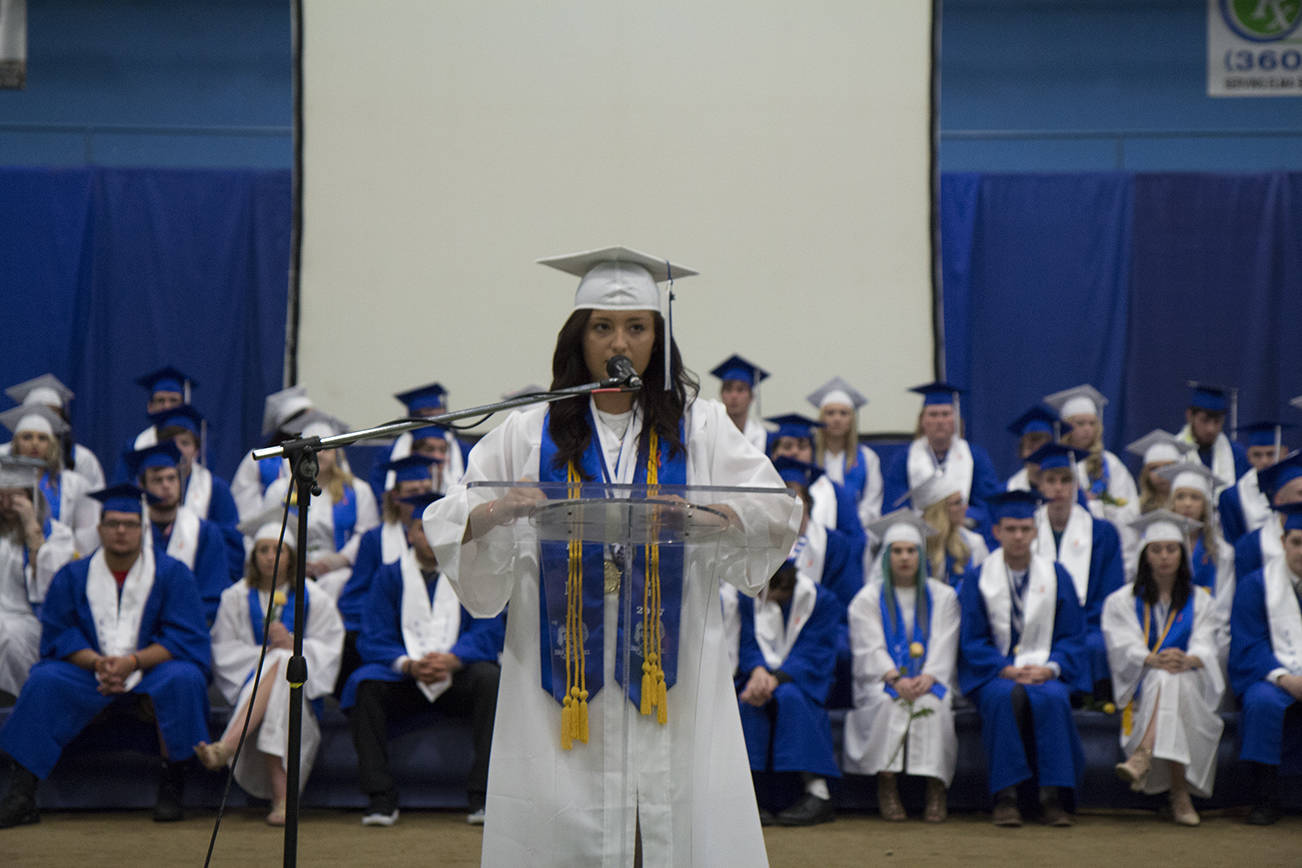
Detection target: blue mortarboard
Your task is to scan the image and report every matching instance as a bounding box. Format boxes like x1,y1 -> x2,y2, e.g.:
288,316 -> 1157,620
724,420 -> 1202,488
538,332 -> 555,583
135,366 -> 196,397
764,413 -> 823,442
411,425 -> 450,441
1259,451 -> 1302,501
710,355 -> 769,389
399,490 -> 444,520
909,381 -> 962,406
1007,404 -> 1071,439
1187,381 -> 1231,414
395,382 -> 448,414
89,482 -> 156,514
987,489 -> 1043,522
1278,502 -> 1302,534
386,454 -> 439,483
148,403 -> 204,437
1025,442 -> 1089,471
124,441 -> 182,479
1240,420 -> 1294,448
772,456 -> 823,487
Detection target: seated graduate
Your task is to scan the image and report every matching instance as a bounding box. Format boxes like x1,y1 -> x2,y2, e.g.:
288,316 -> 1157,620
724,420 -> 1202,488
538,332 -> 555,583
907,473 -> 988,594
843,510 -> 959,824
260,413 -> 379,599
768,413 -> 866,581
1229,502 -> 1302,826
110,365 -> 196,482
710,354 -> 770,455
374,383 -> 466,498
0,457 -> 77,704
127,442 -> 235,626
883,382 -> 1002,544
736,559 -> 841,827
1155,462 -> 1234,601
1004,404 -> 1063,493
1126,429 -> 1194,515
1178,382 -> 1249,490
807,376 -> 884,533
334,454 -> 436,693
1027,443 -> 1125,701
0,483 -> 211,828
1234,451 -> 1302,580
148,403 -> 243,578
1103,510 -> 1225,828
341,494 -> 504,827
2,373 -> 105,490
0,403 -> 99,556
958,489 -> 1087,828
1220,420 -> 1292,547
230,385 -> 316,521
196,507 -> 343,826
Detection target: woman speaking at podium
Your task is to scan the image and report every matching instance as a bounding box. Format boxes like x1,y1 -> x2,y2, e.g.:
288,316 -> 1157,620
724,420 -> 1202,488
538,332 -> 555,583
424,246 -> 800,867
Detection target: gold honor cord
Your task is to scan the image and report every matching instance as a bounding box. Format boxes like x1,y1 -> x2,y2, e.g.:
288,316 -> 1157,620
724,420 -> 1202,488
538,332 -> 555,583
640,429 -> 668,725
1123,602 -> 1178,737
562,464 -> 590,750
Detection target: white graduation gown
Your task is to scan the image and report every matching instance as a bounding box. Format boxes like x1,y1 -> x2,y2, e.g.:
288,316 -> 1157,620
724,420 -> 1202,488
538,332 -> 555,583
842,579 -> 960,784
423,398 -> 799,868
260,476 -> 380,598
0,521 -> 77,696
209,580 -> 344,799
823,444 -> 884,538
230,452 -> 291,522
741,416 -> 767,456
1101,586 -> 1225,797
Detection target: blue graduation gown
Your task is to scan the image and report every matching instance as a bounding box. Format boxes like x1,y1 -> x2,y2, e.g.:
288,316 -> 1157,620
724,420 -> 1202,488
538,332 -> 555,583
1218,484 -> 1248,547
187,472 -> 245,581
882,440 -> 1002,543
735,585 -> 841,778
1235,527 -> 1269,582
152,518 -> 231,628
1065,518 -> 1125,689
337,524 -> 388,633
339,559 -> 506,709
1196,441 -> 1249,482
0,554 -> 212,779
1229,569 -> 1302,772
957,562 -> 1087,794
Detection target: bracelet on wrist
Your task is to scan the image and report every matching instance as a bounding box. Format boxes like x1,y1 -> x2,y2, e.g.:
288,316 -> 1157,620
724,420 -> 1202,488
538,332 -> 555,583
130,653 -> 141,672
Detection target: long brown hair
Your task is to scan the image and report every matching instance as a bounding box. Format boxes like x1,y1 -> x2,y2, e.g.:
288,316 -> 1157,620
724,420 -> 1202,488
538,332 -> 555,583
1133,543 -> 1193,615
546,310 -> 697,477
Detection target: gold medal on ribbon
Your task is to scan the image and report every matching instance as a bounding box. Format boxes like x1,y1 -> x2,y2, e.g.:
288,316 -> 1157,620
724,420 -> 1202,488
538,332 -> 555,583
603,559 -> 621,595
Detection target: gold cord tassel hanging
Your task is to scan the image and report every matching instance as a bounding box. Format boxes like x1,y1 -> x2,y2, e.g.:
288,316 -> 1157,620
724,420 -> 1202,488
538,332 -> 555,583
561,464 -> 589,749
641,430 -> 668,725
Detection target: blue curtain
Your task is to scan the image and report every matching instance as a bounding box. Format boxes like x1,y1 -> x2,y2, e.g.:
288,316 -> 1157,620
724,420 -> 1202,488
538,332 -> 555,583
940,171 -> 1302,480
1,167 -> 291,479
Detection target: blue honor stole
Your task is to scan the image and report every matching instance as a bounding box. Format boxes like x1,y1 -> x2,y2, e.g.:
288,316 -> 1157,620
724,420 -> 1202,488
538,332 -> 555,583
1190,538 -> 1216,594
841,450 -> 867,503
537,409 -> 686,747
879,582 -> 946,701
332,485 -> 357,551
39,473 -> 60,522
246,586 -> 320,716
1122,592 -> 1194,735
257,455 -> 281,494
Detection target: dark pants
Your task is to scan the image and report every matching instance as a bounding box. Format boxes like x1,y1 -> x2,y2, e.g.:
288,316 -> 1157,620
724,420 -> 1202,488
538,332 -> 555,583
347,661 -> 499,809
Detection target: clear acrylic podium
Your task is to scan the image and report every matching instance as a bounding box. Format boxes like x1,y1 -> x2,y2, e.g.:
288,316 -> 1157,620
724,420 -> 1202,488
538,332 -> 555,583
446,480 -> 801,866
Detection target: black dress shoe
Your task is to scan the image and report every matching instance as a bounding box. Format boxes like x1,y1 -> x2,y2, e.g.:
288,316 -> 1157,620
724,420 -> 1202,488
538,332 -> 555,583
0,766 -> 39,829
153,760 -> 187,822
1246,802 -> 1281,826
776,793 -> 834,826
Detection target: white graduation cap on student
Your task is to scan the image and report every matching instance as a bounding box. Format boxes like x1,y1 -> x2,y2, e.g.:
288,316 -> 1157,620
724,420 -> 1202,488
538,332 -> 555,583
1043,384 -> 1108,420
237,502 -> 299,551
261,385 -> 315,437
866,508 -> 936,550
901,472 -> 964,511
0,403 -> 69,438
806,376 -> 868,412
5,373 -> 74,410
1129,508 -> 1202,549
1154,461 -> 1223,500
1125,429 -> 1193,466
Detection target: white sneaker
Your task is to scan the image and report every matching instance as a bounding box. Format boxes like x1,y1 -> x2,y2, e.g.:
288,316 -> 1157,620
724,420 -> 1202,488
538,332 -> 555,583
466,807 -> 486,825
361,808 -> 399,827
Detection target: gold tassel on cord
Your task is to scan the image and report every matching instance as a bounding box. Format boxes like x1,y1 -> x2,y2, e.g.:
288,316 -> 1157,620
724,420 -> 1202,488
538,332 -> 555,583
639,430 -> 668,725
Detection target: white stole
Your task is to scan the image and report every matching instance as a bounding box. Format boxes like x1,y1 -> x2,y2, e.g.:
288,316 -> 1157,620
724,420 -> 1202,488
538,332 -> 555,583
1034,504 -> 1093,606
1263,558 -> 1302,676
977,549 -> 1057,667
380,521 -> 407,563
0,538 -> 32,615
808,475 -> 837,534
133,427 -> 158,451
399,551 -> 462,702
1178,427 -> 1235,492
790,521 -> 827,585
754,573 -> 818,670
1261,519 -> 1285,564
183,463 -> 213,519
906,437 -> 974,503
85,547 -> 155,692
1237,469 -> 1272,535
163,507 -> 202,569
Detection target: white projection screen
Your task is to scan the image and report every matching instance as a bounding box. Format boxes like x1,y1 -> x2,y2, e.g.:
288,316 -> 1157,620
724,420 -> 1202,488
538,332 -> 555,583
298,1 -> 936,438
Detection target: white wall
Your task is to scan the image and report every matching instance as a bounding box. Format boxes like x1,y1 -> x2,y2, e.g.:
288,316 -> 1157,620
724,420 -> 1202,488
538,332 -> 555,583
300,0 -> 934,437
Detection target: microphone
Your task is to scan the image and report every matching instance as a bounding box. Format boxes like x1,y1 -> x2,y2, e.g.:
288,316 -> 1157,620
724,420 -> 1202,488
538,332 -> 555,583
605,355 -> 643,389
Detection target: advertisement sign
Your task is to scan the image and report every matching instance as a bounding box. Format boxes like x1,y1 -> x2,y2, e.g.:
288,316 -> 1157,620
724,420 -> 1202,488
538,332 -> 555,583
1209,0 -> 1302,96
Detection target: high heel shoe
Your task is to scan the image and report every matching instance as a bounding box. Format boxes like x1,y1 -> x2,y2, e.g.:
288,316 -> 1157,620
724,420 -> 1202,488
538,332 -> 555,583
877,773 -> 907,822
1114,746 -> 1152,792
1170,790 -> 1200,827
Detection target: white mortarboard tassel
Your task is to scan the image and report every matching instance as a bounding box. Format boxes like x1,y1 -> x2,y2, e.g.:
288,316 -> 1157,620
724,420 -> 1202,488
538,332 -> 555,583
1043,383 -> 1108,421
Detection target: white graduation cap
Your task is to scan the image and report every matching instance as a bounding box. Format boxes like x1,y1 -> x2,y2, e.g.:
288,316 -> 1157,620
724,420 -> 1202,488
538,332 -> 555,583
262,385 -> 315,437
5,373 -> 74,410
0,403 -> 69,438
297,409 -> 348,441
902,472 -> 963,511
1129,508 -> 1202,548
1154,462 -> 1223,500
806,376 -> 868,412
1043,384 -> 1108,420
1291,395 -> 1302,411
866,508 -> 936,549
1125,429 -> 1193,466
237,502 -> 298,550
537,245 -> 697,312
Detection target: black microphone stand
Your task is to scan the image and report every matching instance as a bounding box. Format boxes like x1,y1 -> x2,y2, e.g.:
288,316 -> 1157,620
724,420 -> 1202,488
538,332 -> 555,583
250,374 -> 637,868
